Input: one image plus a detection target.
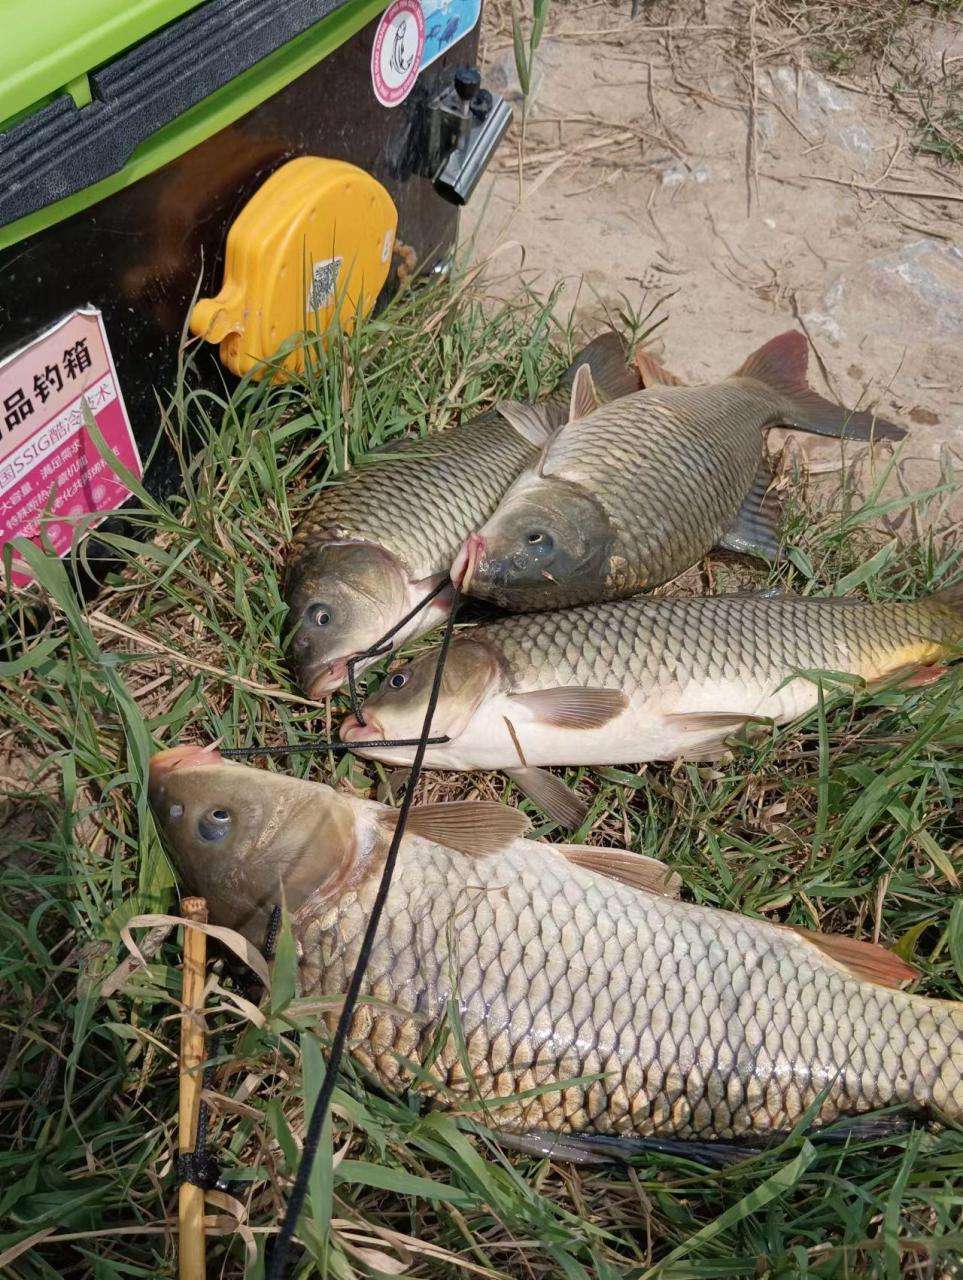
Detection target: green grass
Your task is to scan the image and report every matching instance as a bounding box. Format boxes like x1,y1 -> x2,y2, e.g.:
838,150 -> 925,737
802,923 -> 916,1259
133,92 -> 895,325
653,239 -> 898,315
1,273 -> 962,1278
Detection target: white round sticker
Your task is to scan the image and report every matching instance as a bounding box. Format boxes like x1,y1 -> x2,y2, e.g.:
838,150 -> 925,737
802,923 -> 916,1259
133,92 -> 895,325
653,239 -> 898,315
371,0 -> 425,108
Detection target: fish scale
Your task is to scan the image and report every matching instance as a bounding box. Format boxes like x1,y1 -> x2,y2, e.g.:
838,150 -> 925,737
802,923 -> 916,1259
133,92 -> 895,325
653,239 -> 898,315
464,331 -> 906,612
296,836 -> 963,1140
348,585 -> 960,782
290,410 -> 543,581
482,593 -> 959,696
544,384 -> 772,588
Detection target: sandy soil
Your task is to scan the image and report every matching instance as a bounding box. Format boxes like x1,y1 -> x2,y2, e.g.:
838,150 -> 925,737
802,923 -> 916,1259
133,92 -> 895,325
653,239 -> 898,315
464,0 -> 963,523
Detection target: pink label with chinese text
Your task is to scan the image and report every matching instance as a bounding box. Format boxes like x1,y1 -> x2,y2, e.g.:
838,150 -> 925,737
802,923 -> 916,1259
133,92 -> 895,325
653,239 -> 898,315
0,309 -> 141,587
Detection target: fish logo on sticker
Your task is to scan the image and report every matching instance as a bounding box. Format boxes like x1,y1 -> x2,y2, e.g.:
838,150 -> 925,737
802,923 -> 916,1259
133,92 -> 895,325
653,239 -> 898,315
371,0 -> 425,108
421,0 -> 481,70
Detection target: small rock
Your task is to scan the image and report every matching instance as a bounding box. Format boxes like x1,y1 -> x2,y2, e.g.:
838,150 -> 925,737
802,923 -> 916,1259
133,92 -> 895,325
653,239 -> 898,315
803,305 -> 845,345
807,240 -> 963,348
660,160 -> 711,187
834,121 -> 873,156
759,65 -> 877,161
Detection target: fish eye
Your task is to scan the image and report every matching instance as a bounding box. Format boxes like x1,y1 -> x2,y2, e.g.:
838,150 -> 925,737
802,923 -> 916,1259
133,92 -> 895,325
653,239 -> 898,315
308,603 -> 331,627
389,670 -> 410,690
526,530 -> 554,550
197,807 -> 232,842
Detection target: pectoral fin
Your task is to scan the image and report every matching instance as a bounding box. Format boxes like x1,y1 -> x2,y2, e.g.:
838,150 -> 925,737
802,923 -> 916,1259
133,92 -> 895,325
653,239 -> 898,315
378,801 -> 530,856
506,767 -> 588,828
715,460 -> 784,562
558,844 -> 681,896
508,687 -> 628,730
787,926 -> 918,990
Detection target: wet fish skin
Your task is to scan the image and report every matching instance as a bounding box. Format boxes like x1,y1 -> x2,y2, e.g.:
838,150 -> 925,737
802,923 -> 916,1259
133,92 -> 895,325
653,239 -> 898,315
299,836 -> 963,1140
342,587 -> 963,772
146,752 -> 963,1143
285,334 -> 641,697
461,331 -> 906,611
284,409 -> 543,698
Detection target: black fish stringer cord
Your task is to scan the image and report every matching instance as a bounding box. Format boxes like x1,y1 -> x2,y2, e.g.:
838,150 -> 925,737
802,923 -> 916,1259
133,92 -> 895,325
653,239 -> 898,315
221,577 -> 454,760
346,575 -> 451,725
265,587 -> 461,1279
220,735 -> 450,760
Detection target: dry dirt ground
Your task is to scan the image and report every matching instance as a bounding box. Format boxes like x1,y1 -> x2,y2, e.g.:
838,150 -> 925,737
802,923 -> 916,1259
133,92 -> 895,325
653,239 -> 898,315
464,0 -> 963,522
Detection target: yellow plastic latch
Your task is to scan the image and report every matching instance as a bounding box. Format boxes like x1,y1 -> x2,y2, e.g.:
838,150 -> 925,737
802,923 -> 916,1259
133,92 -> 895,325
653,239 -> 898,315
190,157 -> 398,379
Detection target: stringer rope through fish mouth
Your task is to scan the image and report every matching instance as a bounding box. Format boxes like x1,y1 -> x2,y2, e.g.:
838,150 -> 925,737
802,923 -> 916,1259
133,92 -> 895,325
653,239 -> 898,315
264,586 -> 461,1279
221,578 -> 454,760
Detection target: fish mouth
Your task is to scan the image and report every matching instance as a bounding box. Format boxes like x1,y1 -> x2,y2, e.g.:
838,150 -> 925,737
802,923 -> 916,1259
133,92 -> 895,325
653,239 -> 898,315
305,657 -> 351,700
339,713 -> 385,745
452,532 -> 486,591
149,743 -> 223,788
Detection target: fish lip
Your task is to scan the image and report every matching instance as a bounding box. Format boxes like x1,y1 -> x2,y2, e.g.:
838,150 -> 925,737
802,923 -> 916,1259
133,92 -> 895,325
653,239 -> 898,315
339,713 -> 385,744
305,657 -> 351,700
149,743 -> 223,787
452,532 -> 486,591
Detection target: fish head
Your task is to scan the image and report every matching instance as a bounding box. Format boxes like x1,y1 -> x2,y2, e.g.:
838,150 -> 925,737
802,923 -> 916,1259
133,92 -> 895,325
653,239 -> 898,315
454,477 -> 615,609
340,638 -> 503,757
148,745 -> 373,941
285,541 -> 409,697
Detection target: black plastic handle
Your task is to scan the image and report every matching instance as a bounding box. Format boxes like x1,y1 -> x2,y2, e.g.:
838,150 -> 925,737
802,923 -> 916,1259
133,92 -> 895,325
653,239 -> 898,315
0,0 -> 353,229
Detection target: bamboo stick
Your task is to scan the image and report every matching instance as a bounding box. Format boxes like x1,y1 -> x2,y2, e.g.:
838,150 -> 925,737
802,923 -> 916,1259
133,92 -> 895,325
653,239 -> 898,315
178,897 -> 208,1280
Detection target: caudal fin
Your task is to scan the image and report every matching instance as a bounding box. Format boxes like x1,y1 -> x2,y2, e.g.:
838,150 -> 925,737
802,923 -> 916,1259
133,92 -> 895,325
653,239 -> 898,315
633,346 -> 686,388
928,578 -> 963,614
735,331 -> 907,443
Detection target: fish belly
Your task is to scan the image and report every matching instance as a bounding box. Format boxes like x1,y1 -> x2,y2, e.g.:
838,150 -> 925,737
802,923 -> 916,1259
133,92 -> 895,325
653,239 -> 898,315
297,845 -> 963,1141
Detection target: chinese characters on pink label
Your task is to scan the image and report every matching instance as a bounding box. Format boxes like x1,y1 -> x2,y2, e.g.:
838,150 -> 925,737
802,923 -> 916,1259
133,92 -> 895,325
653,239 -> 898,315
0,309 -> 141,587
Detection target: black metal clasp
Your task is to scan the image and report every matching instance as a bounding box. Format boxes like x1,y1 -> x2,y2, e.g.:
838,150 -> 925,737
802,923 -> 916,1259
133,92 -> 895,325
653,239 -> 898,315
422,64 -> 512,206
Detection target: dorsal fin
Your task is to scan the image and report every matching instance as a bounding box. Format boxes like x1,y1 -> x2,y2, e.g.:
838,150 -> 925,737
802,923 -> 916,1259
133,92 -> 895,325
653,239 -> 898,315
495,400 -> 555,446
557,844 -> 681,897
633,347 -> 685,387
568,363 -> 600,420
786,925 -> 918,990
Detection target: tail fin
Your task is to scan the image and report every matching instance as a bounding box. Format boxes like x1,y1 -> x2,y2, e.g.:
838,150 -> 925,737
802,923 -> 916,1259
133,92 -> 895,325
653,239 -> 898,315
928,579 -> 963,612
633,346 -> 686,388
561,332 -> 642,404
735,331 -> 907,443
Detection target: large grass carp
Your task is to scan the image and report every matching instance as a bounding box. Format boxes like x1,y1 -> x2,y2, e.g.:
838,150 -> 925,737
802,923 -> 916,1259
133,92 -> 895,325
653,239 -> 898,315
342,583 -> 963,824
453,330 -> 906,611
284,335 -> 642,697
148,750 -> 962,1155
